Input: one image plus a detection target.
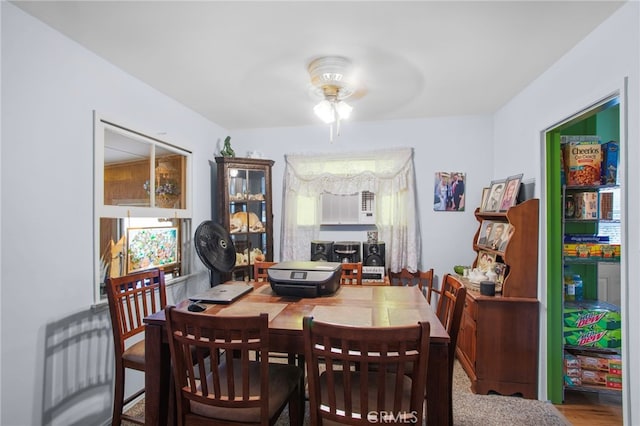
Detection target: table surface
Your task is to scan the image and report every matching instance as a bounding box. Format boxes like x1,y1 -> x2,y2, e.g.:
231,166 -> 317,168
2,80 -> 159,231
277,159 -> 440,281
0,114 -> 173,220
143,281 -> 451,425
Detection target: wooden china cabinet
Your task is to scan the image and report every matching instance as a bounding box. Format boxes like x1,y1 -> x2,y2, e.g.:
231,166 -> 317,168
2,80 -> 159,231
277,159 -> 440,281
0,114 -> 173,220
213,157 -> 274,282
456,198 -> 540,398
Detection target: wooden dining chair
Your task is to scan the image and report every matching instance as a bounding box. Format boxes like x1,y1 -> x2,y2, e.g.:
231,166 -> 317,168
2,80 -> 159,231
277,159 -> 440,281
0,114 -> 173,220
340,262 -> 362,285
303,316 -> 430,426
165,307 -> 304,426
388,268 -> 438,302
253,261 -> 277,282
418,268 -> 439,304
105,268 -> 167,425
387,267 -> 419,289
434,273 -> 467,420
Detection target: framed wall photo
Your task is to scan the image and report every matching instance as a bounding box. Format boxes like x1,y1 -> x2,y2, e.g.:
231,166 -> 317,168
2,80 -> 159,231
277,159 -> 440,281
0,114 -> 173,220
485,179 -> 506,212
433,171 -> 466,211
499,173 -> 524,211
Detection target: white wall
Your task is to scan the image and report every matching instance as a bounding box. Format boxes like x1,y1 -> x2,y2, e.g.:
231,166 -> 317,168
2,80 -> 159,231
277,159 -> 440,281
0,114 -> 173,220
230,114 -> 494,278
493,1 -> 638,423
1,3 -> 221,425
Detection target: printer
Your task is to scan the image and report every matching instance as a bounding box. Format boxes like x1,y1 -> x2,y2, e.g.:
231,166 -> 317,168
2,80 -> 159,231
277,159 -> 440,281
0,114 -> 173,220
267,261 -> 342,297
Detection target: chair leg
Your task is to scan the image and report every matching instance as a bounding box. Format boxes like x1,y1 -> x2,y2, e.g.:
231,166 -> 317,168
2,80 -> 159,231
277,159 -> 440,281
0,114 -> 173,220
112,364 -> 125,426
288,382 -> 304,426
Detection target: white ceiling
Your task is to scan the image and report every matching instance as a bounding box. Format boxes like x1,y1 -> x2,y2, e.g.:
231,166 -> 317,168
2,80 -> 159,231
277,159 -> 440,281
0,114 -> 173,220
13,1 -> 626,130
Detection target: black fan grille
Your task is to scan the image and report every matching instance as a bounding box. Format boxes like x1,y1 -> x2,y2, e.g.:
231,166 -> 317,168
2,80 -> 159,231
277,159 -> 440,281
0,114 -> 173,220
194,221 -> 236,273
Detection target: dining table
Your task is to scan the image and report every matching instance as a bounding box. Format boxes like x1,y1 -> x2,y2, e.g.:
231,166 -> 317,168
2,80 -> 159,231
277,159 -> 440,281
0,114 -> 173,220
143,281 -> 451,425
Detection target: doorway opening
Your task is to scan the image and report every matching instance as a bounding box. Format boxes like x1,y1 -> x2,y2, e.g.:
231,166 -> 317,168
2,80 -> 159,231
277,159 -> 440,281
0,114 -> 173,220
544,93 -> 623,413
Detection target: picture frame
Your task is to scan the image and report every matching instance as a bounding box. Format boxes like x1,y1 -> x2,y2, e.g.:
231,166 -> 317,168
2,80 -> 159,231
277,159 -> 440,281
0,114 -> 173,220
493,262 -> 508,286
433,171 -> 466,212
485,179 -> 507,212
479,187 -> 490,212
476,220 -> 494,247
476,250 -> 496,273
127,226 -> 178,274
499,173 -> 524,211
487,222 -> 508,250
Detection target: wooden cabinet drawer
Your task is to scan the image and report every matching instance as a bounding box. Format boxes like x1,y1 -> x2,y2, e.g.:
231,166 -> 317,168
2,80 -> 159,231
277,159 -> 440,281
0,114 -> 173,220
464,294 -> 478,320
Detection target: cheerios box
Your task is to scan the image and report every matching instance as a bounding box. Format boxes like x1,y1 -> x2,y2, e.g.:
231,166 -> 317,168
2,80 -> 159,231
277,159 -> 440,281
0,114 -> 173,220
561,135 -> 602,186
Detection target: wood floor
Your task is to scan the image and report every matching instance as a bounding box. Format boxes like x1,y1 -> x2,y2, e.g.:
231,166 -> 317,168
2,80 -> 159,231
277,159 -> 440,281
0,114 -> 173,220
553,390 -> 623,425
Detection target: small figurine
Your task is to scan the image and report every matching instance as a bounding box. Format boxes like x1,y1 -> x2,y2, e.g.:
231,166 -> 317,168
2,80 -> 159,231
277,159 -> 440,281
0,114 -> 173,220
220,136 -> 235,157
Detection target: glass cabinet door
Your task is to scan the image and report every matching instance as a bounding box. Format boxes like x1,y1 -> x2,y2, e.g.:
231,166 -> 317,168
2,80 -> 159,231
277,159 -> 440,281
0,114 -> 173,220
215,157 -> 274,281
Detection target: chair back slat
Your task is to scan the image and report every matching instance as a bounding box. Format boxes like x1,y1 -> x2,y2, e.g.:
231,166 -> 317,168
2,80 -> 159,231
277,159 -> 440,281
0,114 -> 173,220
303,316 -> 430,425
340,262 -> 362,285
253,261 -> 276,282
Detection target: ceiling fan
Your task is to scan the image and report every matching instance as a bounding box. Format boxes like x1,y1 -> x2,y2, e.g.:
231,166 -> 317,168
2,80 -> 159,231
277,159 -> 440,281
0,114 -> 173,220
308,56 -> 366,141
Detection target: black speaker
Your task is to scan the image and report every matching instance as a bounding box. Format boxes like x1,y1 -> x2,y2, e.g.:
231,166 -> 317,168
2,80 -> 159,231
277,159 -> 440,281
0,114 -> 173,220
310,241 -> 334,261
333,241 -> 361,263
362,242 -> 385,266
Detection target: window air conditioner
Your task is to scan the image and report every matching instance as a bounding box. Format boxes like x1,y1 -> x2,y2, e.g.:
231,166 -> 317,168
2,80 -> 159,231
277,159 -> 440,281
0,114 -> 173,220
320,191 -> 375,225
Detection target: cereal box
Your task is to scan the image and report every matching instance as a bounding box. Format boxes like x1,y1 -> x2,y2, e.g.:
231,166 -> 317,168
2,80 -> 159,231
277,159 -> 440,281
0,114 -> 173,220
599,192 -> 613,220
606,375 -> 623,390
564,375 -> 582,387
577,353 -> 622,374
601,141 -> 619,185
563,243 -> 592,258
574,192 -> 598,219
580,370 -> 622,390
590,244 -> 621,260
564,351 -> 580,369
561,135 -> 602,186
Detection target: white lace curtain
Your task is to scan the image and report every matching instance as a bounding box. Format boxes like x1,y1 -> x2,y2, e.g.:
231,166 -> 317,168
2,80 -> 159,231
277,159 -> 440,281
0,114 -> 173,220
280,147 -> 421,272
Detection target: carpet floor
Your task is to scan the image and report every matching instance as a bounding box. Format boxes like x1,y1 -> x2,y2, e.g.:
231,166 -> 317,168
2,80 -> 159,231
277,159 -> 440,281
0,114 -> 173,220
124,360 -> 570,425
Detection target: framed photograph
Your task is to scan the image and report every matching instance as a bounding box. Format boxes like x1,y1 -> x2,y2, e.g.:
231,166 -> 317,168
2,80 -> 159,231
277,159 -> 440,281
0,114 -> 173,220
493,262 -> 508,286
499,173 -> 524,211
496,223 -> 515,252
477,250 -> 496,273
479,187 -> 490,212
487,222 -> 508,250
485,179 -> 506,212
476,220 -> 494,247
127,227 -> 178,273
433,171 -> 466,211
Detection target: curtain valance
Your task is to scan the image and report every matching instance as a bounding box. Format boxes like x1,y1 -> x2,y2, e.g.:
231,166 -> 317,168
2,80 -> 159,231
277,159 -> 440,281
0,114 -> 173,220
284,148 -> 414,196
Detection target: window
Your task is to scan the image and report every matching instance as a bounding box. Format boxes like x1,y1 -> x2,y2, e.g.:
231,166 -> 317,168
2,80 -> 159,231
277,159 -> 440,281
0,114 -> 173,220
282,148 -> 420,272
94,114 -> 192,303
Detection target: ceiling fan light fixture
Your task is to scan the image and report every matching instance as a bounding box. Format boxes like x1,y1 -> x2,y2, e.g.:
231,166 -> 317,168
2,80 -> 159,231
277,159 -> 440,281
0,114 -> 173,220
308,56 -> 359,141
313,100 -> 336,124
